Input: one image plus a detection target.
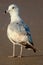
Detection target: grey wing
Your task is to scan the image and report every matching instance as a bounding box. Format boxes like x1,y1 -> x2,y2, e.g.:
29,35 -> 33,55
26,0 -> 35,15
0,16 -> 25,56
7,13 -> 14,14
9,22 -> 26,34
9,21 -> 33,45
21,20 -> 34,45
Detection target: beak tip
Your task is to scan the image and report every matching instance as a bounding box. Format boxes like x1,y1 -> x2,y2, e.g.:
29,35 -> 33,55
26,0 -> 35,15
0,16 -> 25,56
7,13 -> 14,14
5,10 -> 7,14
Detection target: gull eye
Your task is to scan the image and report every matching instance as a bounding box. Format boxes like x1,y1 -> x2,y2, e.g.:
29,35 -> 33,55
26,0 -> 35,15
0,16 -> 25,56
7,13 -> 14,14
12,7 -> 15,9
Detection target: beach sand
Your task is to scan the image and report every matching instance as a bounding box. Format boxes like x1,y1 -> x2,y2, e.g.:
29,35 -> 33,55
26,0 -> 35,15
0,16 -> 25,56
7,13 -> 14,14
0,0 -> 43,65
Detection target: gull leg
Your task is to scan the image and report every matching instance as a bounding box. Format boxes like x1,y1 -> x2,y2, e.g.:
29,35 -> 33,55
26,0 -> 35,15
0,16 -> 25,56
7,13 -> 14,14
13,43 -> 16,57
8,43 -> 16,58
18,45 -> 23,57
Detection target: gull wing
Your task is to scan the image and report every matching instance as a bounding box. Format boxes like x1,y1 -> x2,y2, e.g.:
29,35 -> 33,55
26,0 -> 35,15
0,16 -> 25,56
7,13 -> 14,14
9,20 -> 33,45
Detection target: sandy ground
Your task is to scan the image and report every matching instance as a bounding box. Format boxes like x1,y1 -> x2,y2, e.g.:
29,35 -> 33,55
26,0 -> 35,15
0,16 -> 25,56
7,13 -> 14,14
0,55 -> 43,65
0,0 -> 43,65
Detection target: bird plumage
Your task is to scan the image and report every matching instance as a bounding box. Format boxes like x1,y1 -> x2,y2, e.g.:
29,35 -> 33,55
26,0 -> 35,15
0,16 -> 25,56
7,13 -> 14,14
5,4 -> 36,57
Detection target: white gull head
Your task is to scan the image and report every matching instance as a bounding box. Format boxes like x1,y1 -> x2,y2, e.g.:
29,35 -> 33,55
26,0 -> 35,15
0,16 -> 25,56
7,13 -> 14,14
5,4 -> 21,22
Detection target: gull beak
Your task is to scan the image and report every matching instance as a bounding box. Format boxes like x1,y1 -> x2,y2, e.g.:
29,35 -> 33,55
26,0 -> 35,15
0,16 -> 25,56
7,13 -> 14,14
5,10 -> 8,14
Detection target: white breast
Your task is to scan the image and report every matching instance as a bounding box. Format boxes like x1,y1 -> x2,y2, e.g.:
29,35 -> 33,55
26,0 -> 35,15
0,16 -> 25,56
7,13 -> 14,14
7,24 -> 28,43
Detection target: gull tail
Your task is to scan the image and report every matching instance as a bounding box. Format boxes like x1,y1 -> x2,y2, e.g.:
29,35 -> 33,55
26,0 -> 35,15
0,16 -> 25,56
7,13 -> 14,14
32,47 -> 36,53
25,43 -> 36,53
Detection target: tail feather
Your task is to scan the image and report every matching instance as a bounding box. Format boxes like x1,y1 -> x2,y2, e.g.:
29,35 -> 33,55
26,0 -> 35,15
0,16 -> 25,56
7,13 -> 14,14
33,48 -> 36,53
25,43 -> 36,53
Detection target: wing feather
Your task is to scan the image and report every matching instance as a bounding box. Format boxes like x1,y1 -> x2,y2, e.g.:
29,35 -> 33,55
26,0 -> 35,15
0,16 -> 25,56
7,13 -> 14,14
9,20 -> 33,45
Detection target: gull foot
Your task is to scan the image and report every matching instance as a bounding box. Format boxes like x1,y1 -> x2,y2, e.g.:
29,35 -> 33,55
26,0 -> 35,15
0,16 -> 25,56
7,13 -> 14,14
18,56 -> 23,58
8,56 -> 17,58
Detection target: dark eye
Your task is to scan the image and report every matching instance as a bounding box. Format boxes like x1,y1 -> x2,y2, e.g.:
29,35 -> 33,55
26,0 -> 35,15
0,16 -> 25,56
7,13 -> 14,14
12,7 -> 15,9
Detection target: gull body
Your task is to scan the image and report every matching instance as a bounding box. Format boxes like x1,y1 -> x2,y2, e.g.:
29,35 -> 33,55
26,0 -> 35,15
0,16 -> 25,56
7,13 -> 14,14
5,4 -> 36,57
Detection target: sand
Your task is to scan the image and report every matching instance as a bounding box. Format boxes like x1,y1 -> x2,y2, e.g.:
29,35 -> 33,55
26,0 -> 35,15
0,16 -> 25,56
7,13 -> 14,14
0,0 -> 43,65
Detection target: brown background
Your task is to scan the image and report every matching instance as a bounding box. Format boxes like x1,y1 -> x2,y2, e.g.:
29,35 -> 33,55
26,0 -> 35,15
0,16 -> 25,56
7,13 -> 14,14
0,0 -> 43,65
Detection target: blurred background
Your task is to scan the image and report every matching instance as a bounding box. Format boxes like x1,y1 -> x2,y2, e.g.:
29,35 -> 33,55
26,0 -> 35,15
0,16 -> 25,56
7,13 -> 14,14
0,0 -> 43,65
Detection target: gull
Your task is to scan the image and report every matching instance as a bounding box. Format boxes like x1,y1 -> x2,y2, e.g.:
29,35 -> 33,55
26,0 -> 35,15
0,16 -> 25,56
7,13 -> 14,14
5,4 -> 36,57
